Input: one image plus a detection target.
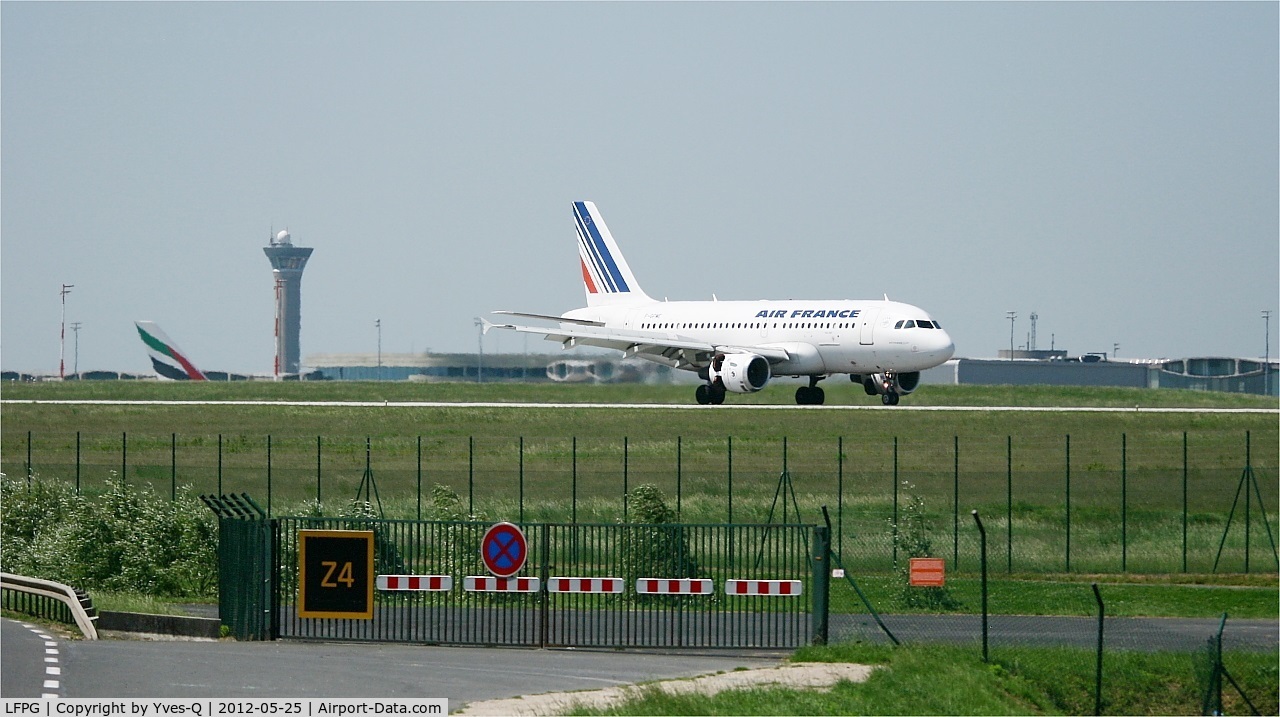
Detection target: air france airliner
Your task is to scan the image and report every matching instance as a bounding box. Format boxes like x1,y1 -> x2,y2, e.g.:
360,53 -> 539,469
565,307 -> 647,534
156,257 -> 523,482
486,202 -> 955,405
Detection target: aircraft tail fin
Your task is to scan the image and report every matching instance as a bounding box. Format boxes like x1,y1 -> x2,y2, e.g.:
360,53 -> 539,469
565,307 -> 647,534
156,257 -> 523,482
135,321 -> 207,380
574,201 -> 654,308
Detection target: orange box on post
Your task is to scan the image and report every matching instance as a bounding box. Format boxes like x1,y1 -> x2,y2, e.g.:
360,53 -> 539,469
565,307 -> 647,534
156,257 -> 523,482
908,557 -> 946,587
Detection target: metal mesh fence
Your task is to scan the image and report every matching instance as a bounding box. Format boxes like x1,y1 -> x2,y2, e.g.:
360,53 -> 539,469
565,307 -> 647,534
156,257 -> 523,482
5,430 -> 1277,576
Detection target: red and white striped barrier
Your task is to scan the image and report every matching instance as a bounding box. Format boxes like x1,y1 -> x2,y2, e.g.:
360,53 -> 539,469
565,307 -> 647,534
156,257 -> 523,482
376,574 -> 452,592
463,576 -> 541,593
724,579 -> 803,596
547,577 -> 625,594
635,578 -> 714,595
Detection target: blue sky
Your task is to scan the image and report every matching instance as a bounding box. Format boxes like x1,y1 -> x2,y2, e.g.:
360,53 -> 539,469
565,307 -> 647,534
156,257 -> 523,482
3,2 -> 1276,374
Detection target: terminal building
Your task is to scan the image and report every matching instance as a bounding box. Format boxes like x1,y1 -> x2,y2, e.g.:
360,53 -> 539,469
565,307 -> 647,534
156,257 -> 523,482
922,356 -> 1277,395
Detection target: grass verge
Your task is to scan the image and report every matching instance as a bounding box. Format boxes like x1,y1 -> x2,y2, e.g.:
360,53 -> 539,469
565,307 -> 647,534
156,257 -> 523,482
562,643 -> 1279,715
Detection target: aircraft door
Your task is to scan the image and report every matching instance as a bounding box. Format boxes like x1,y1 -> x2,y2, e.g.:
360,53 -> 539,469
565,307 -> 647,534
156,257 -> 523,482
859,308 -> 880,345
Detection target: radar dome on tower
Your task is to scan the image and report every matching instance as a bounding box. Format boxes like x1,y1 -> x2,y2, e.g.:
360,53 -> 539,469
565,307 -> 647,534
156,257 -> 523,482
275,230 -> 292,245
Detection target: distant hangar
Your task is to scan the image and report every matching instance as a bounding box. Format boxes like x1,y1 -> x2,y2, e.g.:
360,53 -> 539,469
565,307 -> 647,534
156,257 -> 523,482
922,356 -> 1277,395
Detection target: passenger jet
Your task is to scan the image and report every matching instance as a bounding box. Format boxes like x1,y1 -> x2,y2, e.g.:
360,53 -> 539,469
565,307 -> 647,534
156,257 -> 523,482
486,202 -> 955,405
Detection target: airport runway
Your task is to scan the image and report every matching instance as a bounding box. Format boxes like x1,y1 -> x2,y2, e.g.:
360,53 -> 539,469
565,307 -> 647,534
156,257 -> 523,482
4,399 -> 1276,413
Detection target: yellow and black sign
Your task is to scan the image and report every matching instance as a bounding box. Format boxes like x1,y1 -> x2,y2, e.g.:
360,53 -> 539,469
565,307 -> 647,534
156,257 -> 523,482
298,529 -> 374,619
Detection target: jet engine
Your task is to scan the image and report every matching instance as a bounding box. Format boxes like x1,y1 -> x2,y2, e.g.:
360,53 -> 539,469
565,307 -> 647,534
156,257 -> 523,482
708,353 -> 771,393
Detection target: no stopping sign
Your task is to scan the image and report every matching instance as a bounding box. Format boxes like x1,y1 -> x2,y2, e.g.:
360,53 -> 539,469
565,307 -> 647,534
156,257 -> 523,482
480,522 -> 527,578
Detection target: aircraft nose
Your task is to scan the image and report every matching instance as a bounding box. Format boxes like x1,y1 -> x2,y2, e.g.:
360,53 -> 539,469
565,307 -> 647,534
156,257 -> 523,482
935,330 -> 956,362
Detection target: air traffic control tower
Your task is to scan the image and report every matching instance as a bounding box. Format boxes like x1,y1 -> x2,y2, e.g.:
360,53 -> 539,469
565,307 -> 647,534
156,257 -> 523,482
264,230 -> 313,376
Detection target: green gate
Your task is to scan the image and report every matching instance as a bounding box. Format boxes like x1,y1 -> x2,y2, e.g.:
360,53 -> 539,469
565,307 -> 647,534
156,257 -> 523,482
202,494 -> 273,641
209,502 -> 829,648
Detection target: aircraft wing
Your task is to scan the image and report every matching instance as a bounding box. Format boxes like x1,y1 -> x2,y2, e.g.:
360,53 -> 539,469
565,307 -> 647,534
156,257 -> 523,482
492,311 -> 605,327
484,317 -> 791,367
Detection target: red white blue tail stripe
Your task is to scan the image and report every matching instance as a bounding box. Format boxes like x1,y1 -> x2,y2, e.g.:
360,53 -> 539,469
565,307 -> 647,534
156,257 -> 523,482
573,201 -> 651,306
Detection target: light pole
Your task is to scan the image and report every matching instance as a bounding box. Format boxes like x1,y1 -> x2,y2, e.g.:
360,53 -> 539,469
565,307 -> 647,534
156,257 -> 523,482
375,319 -> 382,381
59,284 -> 74,378
1006,311 -> 1017,359
473,317 -> 484,383
70,322 -> 82,376
1264,310 -> 1272,396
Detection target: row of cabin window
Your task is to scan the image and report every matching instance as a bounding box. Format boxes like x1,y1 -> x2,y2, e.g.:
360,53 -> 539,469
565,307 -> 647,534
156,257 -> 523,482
640,322 -> 860,330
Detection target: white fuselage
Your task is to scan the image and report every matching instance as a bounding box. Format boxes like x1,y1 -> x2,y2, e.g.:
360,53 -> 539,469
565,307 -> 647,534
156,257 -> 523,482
565,298 -> 954,377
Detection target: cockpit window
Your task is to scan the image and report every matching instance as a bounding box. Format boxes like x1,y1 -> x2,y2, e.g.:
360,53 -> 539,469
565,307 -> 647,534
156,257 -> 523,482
896,319 -> 943,329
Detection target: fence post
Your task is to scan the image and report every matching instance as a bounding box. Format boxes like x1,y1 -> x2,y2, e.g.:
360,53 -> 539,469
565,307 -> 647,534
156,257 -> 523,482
1065,434 -> 1071,573
676,436 -> 682,520
317,435 -> 323,508
782,436 -> 789,524
519,436 -> 525,524
727,436 -> 734,525
973,510 -> 988,663
416,436 -> 422,521
75,431 -> 81,495
1122,433 -> 1128,572
1091,583 -> 1104,716
953,435 -> 959,568
266,435 -> 272,517
1202,613 -> 1227,716
1244,431 -> 1251,574
171,432 -> 177,501
572,436 -> 578,525
892,437 -> 899,568
837,436 -> 844,563
1182,432 -> 1188,573
122,431 -> 127,486
217,434 -> 223,496
1006,435 -> 1013,573
811,523 -> 830,645
623,436 -> 629,523
469,436 -> 475,517
25,430 -> 32,491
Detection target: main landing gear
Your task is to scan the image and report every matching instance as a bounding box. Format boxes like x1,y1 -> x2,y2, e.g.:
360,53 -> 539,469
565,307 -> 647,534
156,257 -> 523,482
695,381 -> 726,405
795,376 -> 825,406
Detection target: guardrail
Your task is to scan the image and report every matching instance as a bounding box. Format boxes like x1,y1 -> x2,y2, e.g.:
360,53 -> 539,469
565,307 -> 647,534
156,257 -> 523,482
0,572 -> 99,639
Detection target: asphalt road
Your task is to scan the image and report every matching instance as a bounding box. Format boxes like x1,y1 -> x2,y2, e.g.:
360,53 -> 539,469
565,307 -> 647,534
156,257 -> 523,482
1,618 -> 64,698
1,618 -> 781,702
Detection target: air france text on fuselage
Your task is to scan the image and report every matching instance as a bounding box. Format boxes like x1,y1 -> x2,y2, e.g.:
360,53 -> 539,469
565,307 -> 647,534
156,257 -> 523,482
754,309 -> 861,319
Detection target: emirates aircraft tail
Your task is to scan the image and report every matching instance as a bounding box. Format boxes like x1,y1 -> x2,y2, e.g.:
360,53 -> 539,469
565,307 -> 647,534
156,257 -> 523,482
135,321 -> 207,380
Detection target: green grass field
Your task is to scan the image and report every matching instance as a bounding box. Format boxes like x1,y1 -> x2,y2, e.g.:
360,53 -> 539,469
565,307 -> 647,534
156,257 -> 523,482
4,381 -> 1277,577
4,381 -> 1276,714
3,378 -> 1277,407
